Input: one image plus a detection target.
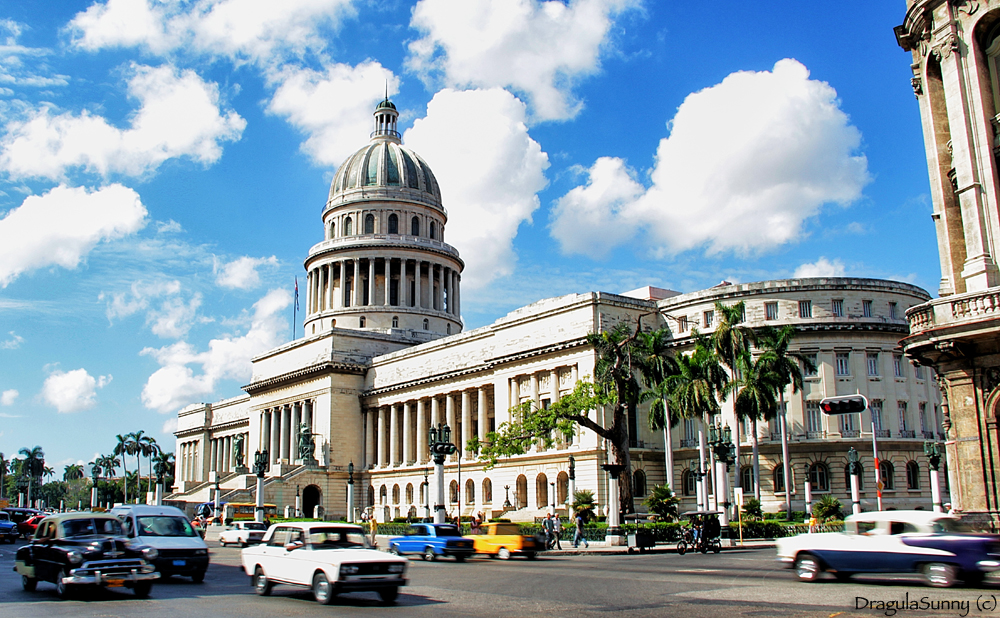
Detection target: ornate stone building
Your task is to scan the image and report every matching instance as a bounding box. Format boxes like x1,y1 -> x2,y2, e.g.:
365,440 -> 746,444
896,1 -> 1000,522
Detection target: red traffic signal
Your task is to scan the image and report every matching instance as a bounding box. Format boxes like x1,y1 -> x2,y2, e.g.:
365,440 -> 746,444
819,395 -> 868,415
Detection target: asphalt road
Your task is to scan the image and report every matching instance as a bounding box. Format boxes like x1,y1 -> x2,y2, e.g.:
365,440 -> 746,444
1,537 -> 995,618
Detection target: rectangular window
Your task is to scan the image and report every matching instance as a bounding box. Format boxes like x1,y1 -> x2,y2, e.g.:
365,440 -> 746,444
832,299 -> 844,317
803,353 -> 818,377
871,400 -> 884,431
839,414 -> 856,433
867,352 -> 880,377
914,363 -> 924,380
799,300 -> 812,318
836,352 -> 850,376
893,355 -> 904,378
677,316 -> 688,332
765,302 -> 778,320
703,310 -> 714,328
898,401 -> 908,431
889,302 -> 898,320
806,402 -> 822,433
862,300 -> 873,318
919,402 -> 928,433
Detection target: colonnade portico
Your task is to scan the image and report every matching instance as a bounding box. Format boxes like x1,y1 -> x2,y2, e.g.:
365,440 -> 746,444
259,400 -> 315,465
208,431 -> 249,476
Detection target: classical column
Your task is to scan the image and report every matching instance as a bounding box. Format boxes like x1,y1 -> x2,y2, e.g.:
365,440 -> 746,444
446,393 -> 456,461
571,365 -> 578,386
454,271 -> 460,318
224,436 -> 232,472
304,400 -> 313,431
417,399 -> 428,464
271,408 -> 281,462
478,387 -> 488,444
353,259 -> 363,307
435,265 -> 443,311
443,266 -> 450,313
414,260 -> 422,308
390,403 -> 400,466
431,396 -> 440,427
378,406 -> 388,467
292,403 -> 302,460
365,409 -> 375,468
209,439 -> 217,472
336,261 -> 344,308
261,410 -> 271,451
368,258 -> 375,306
402,401 -> 412,464
461,390 -> 472,457
384,258 -> 391,306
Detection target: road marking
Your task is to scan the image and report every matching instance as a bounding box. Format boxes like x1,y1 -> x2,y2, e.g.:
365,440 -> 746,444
674,568 -> 720,573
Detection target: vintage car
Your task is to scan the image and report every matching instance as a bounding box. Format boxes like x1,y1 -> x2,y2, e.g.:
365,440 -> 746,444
241,522 -> 408,605
469,522 -> 544,560
776,510 -> 1000,587
13,512 -> 160,599
112,504 -> 210,582
220,521 -> 268,547
388,523 -> 475,561
18,514 -> 47,539
0,511 -> 19,543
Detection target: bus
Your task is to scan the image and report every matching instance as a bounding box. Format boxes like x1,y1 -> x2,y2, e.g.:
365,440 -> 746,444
224,502 -> 277,523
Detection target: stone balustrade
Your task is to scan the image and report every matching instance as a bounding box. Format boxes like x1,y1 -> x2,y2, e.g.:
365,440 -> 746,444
906,287 -> 1000,334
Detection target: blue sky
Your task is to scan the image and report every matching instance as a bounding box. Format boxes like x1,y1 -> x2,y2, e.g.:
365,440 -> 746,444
0,0 -> 935,473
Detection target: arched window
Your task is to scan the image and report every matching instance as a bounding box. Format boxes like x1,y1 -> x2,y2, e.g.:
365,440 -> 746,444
388,214 -> 398,234
392,316 -> 399,328
536,473 -> 548,507
809,462 -> 830,492
773,465 -> 785,493
906,461 -> 920,490
368,485 -> 375,506
430,221 -> 436,239
844,463 -> 865,491
446,324 -> 451,334
880,460 -> 895,490
359,316 -> 366,328
411,216 -> 420,236
422,318 -> 429,330
516,474 -> 528,509
633,469 -> 647,497
364,213 -> 375,234
392,484 -> 400,504
465,479 -> 474,505
449,480 -> 458,504
483,478 -> 493,504
556,471 -> 568,504
682,469 -> 695,496
406,483 -> 413,504
379,485 -> 387,504
740,466 -> 754,492
344,217 -> 353,236
329,221 -> 335,239
420,480 -> 426,505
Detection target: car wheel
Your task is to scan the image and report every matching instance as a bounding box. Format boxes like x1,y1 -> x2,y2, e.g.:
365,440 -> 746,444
676,541 -> 687,555
795,553 -> 822,582
455,554 -> 466,562
21,574 -> 37,592
390,545 -> 401,556
240,541 -> 247,548
56,568 -> 75,600
498,547 -> 511,560
312,571 -> 336,605
134,582 -> 152,598
834,572 -> 853,582
220,539 -> 227,547
191,570 -> 205,583
379,586 -> 399,605
923,562 -> 958,588
423,547 -> 437,562
253,566 -> 272,596
525,552 -> 537,560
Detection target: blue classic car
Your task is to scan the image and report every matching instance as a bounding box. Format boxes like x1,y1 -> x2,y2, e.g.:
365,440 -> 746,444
777,510 -> 1000,587
0,511 -> 18,543
388,523 -> 474,562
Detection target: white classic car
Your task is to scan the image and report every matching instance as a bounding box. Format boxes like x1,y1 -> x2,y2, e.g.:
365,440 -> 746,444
241,522 -> 408,604
219,521 -> 267,547
777,510 -> 1000,587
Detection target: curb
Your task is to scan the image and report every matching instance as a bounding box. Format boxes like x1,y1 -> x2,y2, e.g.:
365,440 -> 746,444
543,542 -> 777,556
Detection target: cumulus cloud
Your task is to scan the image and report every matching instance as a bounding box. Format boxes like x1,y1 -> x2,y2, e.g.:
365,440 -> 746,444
0,19 -> 70,89
101,280 -> 204,338
550,59 -> 870,258
68,0 -> 354,65
408,0 -> 637,121
162,417 -> 178,434
140,288 -> 291,413
214,255 -> 278,289
794,257 -> 846,278
0,184 -> 147,287
1,331 -> 23,349
404,88 -> 549,288
0,63 -> 245,180
1,389 -> 17,406
41,368 -> 111,413
267,61 -> 398,167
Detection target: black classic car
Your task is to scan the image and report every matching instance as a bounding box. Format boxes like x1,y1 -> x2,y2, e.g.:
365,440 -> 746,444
14,512 -> 160,599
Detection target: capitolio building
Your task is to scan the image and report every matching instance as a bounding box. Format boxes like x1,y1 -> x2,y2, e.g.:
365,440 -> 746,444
168,100 -> 946,522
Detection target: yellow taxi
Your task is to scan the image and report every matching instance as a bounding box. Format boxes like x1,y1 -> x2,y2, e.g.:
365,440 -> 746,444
468,522 -> 544,560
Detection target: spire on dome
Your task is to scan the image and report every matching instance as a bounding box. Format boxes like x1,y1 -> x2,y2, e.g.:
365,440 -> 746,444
372,96 -> 399,141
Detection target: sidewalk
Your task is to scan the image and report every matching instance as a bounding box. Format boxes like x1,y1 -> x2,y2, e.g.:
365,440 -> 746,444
370,534 -> 776,555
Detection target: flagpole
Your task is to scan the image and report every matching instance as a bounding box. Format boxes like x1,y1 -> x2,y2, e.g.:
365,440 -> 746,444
293,277 -> 299,340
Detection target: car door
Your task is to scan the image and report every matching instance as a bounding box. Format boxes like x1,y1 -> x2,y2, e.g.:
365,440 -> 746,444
260,526 -> 292,581
283,528 -> 312,585
32,522 -> 59,582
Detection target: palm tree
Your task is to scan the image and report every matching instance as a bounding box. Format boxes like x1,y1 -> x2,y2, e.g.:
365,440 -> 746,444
138,434 -> 159,496
41,465 -> 54,482
64,464 -> 84,481
0,453 -> 7,500
153,451 -> 175,491
18,446 -> 44,506
666,343 -> 727,510
636,329 -> 681,491
709,300 -> 754,494
114,433 -> 136,503
726,352 -> 780,500
758,324 -> 816,519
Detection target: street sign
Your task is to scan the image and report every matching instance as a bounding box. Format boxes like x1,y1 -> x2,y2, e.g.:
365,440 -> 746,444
820,395 -> 868,415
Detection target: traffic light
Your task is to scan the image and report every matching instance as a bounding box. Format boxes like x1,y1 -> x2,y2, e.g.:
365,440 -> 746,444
819,395 -> 868,415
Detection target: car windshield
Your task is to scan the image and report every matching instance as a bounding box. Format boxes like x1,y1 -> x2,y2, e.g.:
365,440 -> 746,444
435,525 -> 462,537
242,522 -> 267,531
491,524 -> 520,535
932,517 -> 977,534
0,513 -> 9,521
307,528 -> 369,549
136,516 -> 198,537
62,518 -> 124,537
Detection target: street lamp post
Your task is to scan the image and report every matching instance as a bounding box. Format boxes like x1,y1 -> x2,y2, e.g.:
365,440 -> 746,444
253,449 -> 268,523
847,447 -> 862,515
503,485 -> 512,509
347,461 -> 355,522
550,482 -> 556,516
295,484 -> 301,519
423,468 -> 430,520
708,423 -> 735,526
91,465 -> 100,510
924,441 -> 944,513
428,424 -> 456,524
568,456 -> 576,519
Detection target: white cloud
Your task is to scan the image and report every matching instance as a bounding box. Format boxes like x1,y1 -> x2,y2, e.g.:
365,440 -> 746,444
1,331 -> 23,349
100,279 -> 204,338
550,59 -> 870,257
404,88 -> 549,288
214,255 -> 278,289
68,0 -> 354,65
267,61 -> 398,166
41,368 -> 111,413
549,157 -> 644,258
102,279 -> 181,320
0,184 -> 148,287
148,294 -> 203,338
408,0 -> 637,121
0,63 -> 245,180
140,288 -> 291,413
794,257 -> 846,278
1,389 -> 17,406
162,417 -> 178,434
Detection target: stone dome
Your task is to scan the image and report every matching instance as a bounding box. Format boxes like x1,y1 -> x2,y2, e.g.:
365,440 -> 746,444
327,140 -> 442,206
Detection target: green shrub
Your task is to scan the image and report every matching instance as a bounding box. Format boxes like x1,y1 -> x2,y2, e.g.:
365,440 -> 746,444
813,495 -> 843,521
642,485 -> 680,522
741,498 -> 763,520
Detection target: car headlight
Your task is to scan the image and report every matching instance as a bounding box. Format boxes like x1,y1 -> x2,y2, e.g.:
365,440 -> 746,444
142,547 -> 159,561
387,564 -> 404,573
67,551 -> 83,564
340,565 -> 359,575
193,549 -> 208,556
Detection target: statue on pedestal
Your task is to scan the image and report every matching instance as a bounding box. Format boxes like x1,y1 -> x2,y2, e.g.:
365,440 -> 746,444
233,434 -> 245,469
297,423 -> 317,464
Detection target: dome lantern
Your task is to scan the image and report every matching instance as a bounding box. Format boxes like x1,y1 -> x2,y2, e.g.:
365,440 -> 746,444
372,97 -> 400,142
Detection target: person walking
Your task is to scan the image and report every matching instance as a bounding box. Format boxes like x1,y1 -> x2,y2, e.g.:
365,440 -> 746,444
552,515 -> 563,550
543,513 -> 555,549
573,512 -> 589,548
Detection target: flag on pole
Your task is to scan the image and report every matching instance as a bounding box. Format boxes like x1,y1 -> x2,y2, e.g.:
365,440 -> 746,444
294,277 -> 300,310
